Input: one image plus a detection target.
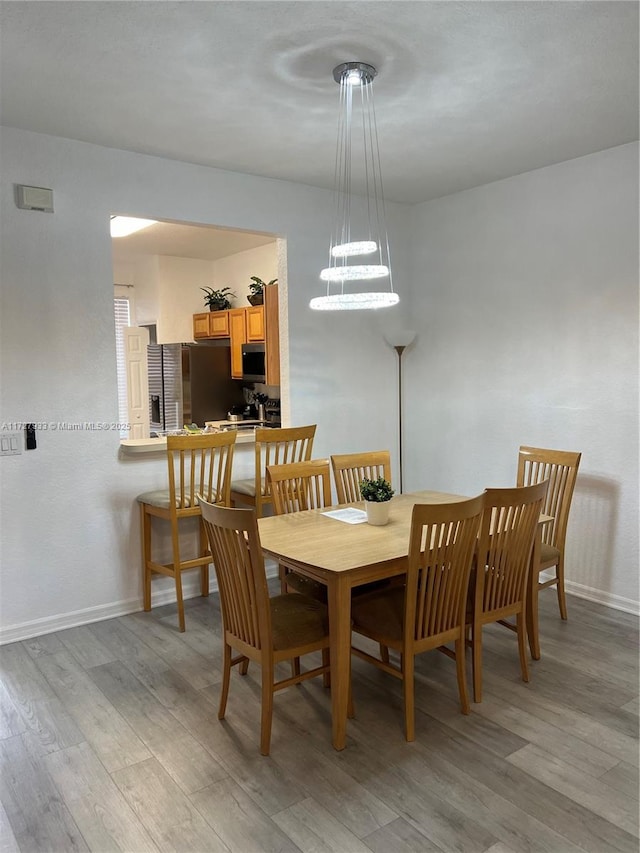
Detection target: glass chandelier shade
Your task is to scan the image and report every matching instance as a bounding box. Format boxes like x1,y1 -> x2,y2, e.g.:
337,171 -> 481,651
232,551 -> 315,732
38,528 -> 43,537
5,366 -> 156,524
311,62 -> 398,311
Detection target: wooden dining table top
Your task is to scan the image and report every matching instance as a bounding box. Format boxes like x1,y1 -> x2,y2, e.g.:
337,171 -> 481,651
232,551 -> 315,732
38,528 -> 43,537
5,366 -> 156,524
257,490 -> 471,573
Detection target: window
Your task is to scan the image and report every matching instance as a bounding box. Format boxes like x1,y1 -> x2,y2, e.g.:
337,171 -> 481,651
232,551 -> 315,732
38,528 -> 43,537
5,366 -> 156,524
114,293 -> 131,438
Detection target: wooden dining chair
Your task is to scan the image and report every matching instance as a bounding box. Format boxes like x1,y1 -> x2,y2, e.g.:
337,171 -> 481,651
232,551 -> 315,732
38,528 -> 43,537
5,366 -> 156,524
470,480 -> 549,703
199,499 -> 331,755
517,446 -> 581,621
136,431 -> 236,632
350,496 -> 484,741
331,450 -> 392,504
267,459 -> 332,601
230,425 -> 317,517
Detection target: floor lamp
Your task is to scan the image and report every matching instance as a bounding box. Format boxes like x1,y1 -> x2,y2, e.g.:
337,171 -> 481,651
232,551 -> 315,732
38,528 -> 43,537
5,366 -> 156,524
384,331 -> 416,494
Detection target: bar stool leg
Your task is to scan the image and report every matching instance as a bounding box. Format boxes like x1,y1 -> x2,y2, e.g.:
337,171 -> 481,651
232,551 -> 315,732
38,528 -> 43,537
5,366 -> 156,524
141,504 -> 152,612
171,520 -> 186,632
199,518 -> 209,597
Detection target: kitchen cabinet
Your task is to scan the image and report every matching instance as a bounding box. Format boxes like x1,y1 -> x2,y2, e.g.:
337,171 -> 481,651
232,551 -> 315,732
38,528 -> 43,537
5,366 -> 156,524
246,306 -> 264,342
193,310 -> 230,339
264,285 -> 280,386
191,290 -> 279,384
229,308 -> 247,379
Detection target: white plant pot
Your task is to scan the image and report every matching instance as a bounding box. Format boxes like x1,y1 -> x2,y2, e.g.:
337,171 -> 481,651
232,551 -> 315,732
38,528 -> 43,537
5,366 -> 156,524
365,500 -> 390,526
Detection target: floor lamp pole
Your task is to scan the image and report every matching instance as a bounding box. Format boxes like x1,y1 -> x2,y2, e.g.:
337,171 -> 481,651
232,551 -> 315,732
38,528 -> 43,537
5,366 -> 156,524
394,345 -> 406,494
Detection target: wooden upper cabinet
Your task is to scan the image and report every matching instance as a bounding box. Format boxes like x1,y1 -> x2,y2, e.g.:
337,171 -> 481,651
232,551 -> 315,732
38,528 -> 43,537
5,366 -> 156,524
193,313 -> 211,339
264,285 -> 280,386
193,310 -> 229,339
246,306 -> 265,342
191,293 -> 279,385
209,310 -> 230,338
229,308 -> 247,379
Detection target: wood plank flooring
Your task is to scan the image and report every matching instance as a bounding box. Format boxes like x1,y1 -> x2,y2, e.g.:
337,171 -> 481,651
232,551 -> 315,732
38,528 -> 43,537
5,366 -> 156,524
1,587 -> 637,853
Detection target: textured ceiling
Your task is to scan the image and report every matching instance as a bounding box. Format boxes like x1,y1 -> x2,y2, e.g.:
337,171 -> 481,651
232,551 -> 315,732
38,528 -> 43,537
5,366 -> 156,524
1,1 -> 637,204
112,220 -> 275,262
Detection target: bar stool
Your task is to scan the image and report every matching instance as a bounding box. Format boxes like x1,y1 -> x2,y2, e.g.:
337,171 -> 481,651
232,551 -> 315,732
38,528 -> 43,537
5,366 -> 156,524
137,431 -> 236,632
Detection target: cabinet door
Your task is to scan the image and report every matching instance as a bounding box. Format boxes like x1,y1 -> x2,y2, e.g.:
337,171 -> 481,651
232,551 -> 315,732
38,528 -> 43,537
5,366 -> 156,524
229,309 -> 246,379
264,285 -> 280,386
246,306 -> 265,342
209,310 -> 230,337
193,313 -> 211,339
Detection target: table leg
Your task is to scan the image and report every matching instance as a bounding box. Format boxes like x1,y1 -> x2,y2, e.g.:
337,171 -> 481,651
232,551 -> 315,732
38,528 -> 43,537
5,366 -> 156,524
327,573 -> 352,750
526,529 -> 542,661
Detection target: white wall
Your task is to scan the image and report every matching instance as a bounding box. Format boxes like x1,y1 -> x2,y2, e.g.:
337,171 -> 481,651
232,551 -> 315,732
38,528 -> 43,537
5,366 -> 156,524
0,127 -> 410,640
157,255 -> 216,343
212,242 -> 278,307
405,142 -> 639,612
0,128 -> 636,641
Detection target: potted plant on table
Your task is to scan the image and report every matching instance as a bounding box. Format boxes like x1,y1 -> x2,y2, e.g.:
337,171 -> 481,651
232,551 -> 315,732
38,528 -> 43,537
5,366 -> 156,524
201,286 -> 235,311
247,276 -> 277,306
359,477 -> 395,526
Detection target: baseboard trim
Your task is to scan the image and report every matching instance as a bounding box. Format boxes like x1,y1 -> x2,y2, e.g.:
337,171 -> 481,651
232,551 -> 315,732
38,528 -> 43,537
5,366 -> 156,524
3,570 -> 634,645
564,580 -> 639,617
1,564 -> 279,645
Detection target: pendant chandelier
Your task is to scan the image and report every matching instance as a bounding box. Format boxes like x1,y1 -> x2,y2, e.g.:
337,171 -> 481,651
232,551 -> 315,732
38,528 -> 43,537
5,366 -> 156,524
310,62 -> 399,311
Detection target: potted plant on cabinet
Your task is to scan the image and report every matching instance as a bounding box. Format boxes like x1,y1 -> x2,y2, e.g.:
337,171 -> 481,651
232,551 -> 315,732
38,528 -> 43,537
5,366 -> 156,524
247,276 -> 277,306
201,286 -> 235,311
359,477 -> 395,526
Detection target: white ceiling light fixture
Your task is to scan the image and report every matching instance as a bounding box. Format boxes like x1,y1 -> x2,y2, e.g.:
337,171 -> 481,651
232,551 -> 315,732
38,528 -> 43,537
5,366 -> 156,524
110,216 -> 158,238
310,62 -> 398,312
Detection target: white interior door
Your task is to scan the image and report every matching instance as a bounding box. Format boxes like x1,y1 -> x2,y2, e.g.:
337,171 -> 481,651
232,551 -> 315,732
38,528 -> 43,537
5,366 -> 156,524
124,326 -> 150,439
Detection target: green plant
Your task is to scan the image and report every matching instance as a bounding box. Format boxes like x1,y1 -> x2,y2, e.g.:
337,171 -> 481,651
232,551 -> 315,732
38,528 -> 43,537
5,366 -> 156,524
201,286 -> 235,310
359,477 -> 395,503
249,276 -> 278,297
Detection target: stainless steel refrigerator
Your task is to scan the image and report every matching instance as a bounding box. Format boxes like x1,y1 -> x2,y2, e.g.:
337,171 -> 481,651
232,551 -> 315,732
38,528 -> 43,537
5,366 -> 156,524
148,342 -> 244,432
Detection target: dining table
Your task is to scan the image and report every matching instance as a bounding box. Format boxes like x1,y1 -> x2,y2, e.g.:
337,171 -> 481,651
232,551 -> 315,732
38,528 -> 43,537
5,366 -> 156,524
257,489 -> 550,751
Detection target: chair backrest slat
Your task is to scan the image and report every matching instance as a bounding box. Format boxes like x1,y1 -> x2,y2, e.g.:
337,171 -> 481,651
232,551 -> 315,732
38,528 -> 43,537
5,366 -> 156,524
254,426 -> 317,498
476,481 -> 549,616
407,497 -> 484,643
200,501 -> 270,650
517,446 -> 581,550
167,432 -> 236,512
267,459 -> 332,515
331,451 -> 392,504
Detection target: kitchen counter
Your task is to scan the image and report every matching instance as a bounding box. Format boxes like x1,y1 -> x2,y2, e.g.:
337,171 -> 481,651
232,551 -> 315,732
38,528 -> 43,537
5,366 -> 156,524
119,420 -> 274,455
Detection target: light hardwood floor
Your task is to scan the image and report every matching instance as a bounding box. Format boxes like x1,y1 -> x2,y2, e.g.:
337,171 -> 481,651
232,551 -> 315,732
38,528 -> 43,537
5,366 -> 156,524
1,586 -> 638,853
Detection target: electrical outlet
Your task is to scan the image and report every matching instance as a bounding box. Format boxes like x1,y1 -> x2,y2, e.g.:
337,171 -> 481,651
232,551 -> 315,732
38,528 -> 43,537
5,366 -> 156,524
0,432 -> 22,456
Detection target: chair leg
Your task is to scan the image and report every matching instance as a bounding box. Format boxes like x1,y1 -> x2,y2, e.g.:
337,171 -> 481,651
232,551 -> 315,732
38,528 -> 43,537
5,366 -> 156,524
279,563 -> 287,594
260,666 -> 274,756
321,648 -> 330,688
174,572 -> 185,633
380,644 -> 390,663
141,505 -> 152,612
240,658 -> 249,675
455,637 -> 470,715
472,623 -> 482,703
218,642 -> 232,720
556,556 -> 568,620
528,568 -> 541,661
347,681 -> 355,719
199,519 -> 209,598
291,657 -> 301,679
517,613 -> 530,683
403,654 -> 415,742
171,520 -> 185,633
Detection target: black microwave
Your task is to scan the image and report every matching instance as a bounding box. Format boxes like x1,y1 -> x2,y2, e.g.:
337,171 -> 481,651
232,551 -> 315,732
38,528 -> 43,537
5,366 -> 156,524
241,343 -> 266,382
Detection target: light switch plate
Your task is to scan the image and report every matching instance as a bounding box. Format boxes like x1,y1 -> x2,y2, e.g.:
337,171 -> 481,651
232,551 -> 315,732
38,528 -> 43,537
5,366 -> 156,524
0,432 -> 22,456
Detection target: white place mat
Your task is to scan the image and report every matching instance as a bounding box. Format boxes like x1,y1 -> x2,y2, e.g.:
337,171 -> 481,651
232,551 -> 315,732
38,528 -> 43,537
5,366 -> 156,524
322,507 -> 368,524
